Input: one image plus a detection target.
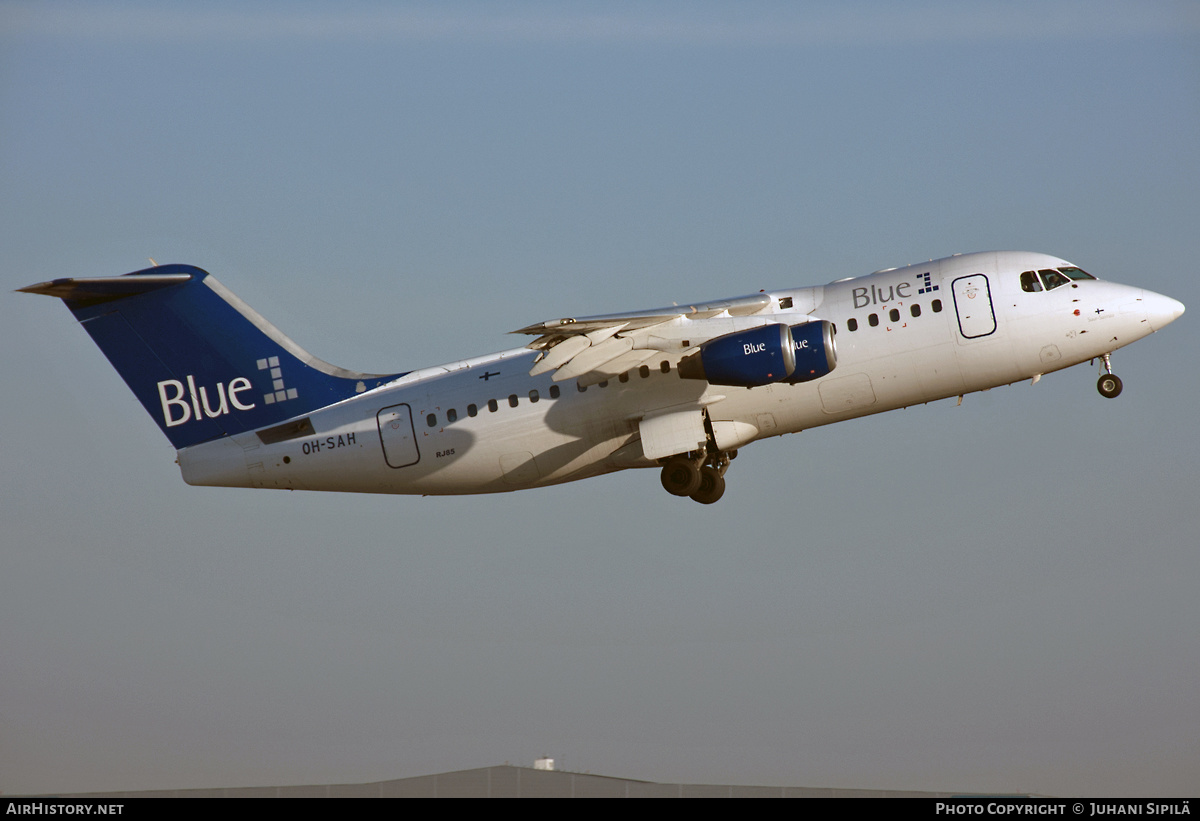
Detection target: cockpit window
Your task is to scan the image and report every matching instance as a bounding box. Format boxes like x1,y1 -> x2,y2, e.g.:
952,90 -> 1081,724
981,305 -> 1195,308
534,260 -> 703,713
1059,266 -> 1095,281
1039,269 -> 1069,290
1020,271 -> 1043,292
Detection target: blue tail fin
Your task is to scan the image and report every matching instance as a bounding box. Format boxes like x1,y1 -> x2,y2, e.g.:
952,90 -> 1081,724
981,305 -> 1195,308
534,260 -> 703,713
21,264 -> 402,449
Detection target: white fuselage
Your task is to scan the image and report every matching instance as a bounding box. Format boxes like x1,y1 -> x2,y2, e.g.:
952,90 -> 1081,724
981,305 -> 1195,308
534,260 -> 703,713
177,251 -> 1180,495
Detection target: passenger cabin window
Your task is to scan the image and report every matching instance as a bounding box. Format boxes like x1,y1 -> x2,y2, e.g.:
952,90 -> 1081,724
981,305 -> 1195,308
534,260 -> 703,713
1020,271 -> 1043,292
847,317 -> 858,331
488,399 -> 499,412
549,385 -> 560,399
528,389 -> 539,403
426,413 -> 437,427
447,408 -> 457,423
889,308 -> 900,323
577,382 -> 587,392
468,404 -> 478,417
618,372 -> 629,383
508,394 -> 519,407
868,313 -> 879,327
639,365 -> 650,378
932,299 -> 942,312
910,304 -> 921,317
660,361 -> 671,373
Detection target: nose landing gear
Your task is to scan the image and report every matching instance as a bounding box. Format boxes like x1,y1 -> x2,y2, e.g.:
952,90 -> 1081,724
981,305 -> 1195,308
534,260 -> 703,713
1096,353 -> 1123,399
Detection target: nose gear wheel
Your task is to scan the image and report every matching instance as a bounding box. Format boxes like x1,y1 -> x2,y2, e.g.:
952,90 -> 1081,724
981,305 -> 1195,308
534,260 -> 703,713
1096,353 -> 1123,398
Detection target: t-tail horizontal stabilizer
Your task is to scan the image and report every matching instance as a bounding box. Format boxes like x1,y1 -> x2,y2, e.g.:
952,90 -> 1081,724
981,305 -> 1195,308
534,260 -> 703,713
20,264 -> 403,449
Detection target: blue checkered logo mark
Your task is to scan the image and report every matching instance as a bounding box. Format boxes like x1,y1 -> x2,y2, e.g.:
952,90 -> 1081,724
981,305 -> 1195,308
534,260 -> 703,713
258,356 -> 298,405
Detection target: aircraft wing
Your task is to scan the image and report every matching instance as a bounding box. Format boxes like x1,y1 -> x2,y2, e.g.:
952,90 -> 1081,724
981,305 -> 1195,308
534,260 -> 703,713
513,292 -> 775,386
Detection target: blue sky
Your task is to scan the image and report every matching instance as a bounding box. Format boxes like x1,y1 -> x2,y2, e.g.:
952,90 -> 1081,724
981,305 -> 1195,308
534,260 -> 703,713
2,1 -> 1198,795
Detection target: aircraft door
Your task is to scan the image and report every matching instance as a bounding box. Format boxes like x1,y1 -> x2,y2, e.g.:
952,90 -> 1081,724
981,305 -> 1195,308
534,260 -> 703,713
377,403 -> 420,468
951,274 -> 997,339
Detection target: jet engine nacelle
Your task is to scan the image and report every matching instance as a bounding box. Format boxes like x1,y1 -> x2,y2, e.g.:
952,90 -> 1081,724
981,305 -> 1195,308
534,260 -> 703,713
677,321 -> 837,387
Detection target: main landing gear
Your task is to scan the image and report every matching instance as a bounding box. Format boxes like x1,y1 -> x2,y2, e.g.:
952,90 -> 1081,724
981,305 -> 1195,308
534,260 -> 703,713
660,450 -> 736,504
1096,352 -> 1123,399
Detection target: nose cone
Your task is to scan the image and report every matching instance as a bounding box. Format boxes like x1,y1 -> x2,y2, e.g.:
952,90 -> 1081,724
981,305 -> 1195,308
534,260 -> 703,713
1144,290 -> 1185,332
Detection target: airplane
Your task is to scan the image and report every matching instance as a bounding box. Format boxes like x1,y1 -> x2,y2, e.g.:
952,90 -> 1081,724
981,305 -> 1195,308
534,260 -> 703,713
20,250 -> 1184,504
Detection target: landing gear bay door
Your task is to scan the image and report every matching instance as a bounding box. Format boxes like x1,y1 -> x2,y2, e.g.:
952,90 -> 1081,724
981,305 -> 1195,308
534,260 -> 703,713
639,408 -> 707,461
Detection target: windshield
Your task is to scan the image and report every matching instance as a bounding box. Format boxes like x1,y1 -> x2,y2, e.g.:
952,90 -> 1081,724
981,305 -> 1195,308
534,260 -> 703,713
1039,269 -> 1070,290
1021,266 -> 1098,293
